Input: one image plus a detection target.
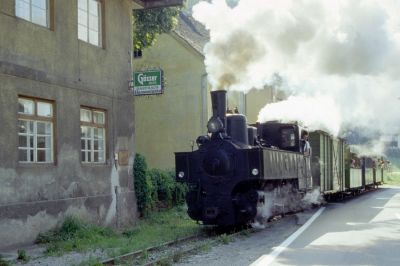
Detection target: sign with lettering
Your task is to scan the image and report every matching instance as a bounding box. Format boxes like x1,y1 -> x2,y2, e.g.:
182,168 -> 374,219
132,70 -> 163,96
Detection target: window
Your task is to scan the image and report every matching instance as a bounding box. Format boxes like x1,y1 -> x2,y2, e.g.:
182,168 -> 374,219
15,0 -> 49,27
18,97 -> 54,163
281,128 -> 296,148
80,108 -> 106,163
133,49 -> 142,59
78,0 -> 102,46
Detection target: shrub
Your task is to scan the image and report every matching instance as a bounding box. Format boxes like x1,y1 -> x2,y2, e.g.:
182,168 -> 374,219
172,174 -> 188,205
148,169 -> 188,208
36,216 -> 86,244
148,169 -> 174,204
134,154 -> 153,214
218,234 -> 233,244
17,250 -> 29,262
133,154 -> 188,214
0,256 -> 11,266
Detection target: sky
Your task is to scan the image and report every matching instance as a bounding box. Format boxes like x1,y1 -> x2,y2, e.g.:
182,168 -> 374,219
191,0 -> 400,155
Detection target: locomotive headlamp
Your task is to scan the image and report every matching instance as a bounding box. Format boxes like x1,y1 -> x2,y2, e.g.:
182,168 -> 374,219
207,116 -> 224,133
178,171 -> 185,178
251,168 -> 259,176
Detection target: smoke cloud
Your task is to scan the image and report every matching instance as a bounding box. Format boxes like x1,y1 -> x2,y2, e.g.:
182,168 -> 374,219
193,0 -> 400,153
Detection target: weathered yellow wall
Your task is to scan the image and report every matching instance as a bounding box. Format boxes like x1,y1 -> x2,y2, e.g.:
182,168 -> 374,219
134,33 -> 209,169
245,86 -> 287,124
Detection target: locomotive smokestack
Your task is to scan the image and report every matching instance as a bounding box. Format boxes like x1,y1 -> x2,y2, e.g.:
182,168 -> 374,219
211,90 -> 227,129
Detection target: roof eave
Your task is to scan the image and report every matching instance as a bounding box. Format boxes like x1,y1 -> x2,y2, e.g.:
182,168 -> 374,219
171,31 -> 205,59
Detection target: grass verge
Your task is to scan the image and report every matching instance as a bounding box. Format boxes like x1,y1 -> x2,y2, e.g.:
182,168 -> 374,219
385,170 -> 400,185
0,256 -> 11,266
36,205 -> 201,258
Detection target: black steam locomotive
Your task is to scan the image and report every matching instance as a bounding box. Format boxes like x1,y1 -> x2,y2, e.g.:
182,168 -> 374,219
175,90 -> 384,226
175,90 -> 313,226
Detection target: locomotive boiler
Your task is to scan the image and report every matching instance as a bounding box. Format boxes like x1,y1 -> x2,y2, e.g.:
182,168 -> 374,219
175,90 -> 312,226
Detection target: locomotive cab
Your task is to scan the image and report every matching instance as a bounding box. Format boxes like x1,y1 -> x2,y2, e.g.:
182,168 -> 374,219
255,121 -> 307,153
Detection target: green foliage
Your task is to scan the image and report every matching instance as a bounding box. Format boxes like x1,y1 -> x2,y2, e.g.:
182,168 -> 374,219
36,216 -> 116,254
35,207 -> 199,256
122,228 -> 140,238
36,216 -> 89,243
218,234 -> 233,244
0,256 -> 11,266
134,153 -> 153,214
156,258 -> 172,266
173,177 -> 189,205
148,168 -> 174,204
172,252 -> 183,263
134,154 -> 188,215
133,7 -> 180,50
385,171 -> 400,185
17,249 -> 29,262
147,168 -> 188,208
78,257 -> 102,266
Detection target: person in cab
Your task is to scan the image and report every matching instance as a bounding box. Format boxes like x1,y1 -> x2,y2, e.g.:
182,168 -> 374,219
301,130 -> 312,157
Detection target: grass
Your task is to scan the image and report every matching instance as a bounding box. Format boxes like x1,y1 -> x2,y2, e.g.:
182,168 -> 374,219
217,233 -> 233,244
0,256 -> 11,266
17,250 -> 29,262
385,170 -> 400,185
36,205 -> 201,257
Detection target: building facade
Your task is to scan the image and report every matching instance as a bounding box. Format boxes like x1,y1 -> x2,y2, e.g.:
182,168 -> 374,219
0,0 -> 160,249
133,12 -> 210,169
133,11 -> 286,169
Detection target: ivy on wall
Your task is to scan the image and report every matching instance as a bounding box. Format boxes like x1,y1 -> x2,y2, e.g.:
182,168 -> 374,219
133,7 -> 180,50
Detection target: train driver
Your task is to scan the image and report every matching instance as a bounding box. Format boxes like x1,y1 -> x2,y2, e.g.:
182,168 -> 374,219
301,130 -> 312,157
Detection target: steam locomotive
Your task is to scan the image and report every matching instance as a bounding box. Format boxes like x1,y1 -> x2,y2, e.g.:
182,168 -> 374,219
175,90 -> 383,226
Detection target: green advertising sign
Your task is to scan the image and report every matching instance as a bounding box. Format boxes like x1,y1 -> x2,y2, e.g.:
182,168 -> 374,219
132,70 -> 163,96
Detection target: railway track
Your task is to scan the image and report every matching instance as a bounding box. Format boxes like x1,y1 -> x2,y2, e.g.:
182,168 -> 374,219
100,234 -> 204,265
100,214 -> 296,265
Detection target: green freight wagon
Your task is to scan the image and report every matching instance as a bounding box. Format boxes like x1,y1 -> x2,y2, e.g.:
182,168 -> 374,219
309,131 -> 345,195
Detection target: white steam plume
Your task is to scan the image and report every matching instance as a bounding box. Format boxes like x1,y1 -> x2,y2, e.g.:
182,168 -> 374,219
257,94 -> 341,136
350,139 -> 386,157
193,0 -> 400,146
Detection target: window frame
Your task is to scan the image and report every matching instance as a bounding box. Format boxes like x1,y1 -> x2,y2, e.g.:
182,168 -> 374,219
15,0 -> 53,29
80,106 -> 107,164
77,0 -> 105,47
280,127 -> 296,148
17,96 -> 56,164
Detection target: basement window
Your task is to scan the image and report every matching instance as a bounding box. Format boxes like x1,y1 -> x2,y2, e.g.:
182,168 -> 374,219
17,97 -> 54,163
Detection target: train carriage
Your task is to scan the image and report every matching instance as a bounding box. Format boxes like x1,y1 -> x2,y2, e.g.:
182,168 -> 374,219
345,152 -> 363,191
309,131 -> 346,195
363,157 -> 376,188
375,161 -> 384,185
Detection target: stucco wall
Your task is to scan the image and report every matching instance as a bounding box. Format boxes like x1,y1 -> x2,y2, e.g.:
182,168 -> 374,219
133,33 -> 209,169
0,0 -> 137,249
245,86 -> 288,124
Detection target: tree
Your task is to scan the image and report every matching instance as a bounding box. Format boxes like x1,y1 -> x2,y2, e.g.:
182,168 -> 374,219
133,7 -> 180,50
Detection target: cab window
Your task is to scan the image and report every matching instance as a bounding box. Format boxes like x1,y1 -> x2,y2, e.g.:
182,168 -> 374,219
281,128 -> 296,148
